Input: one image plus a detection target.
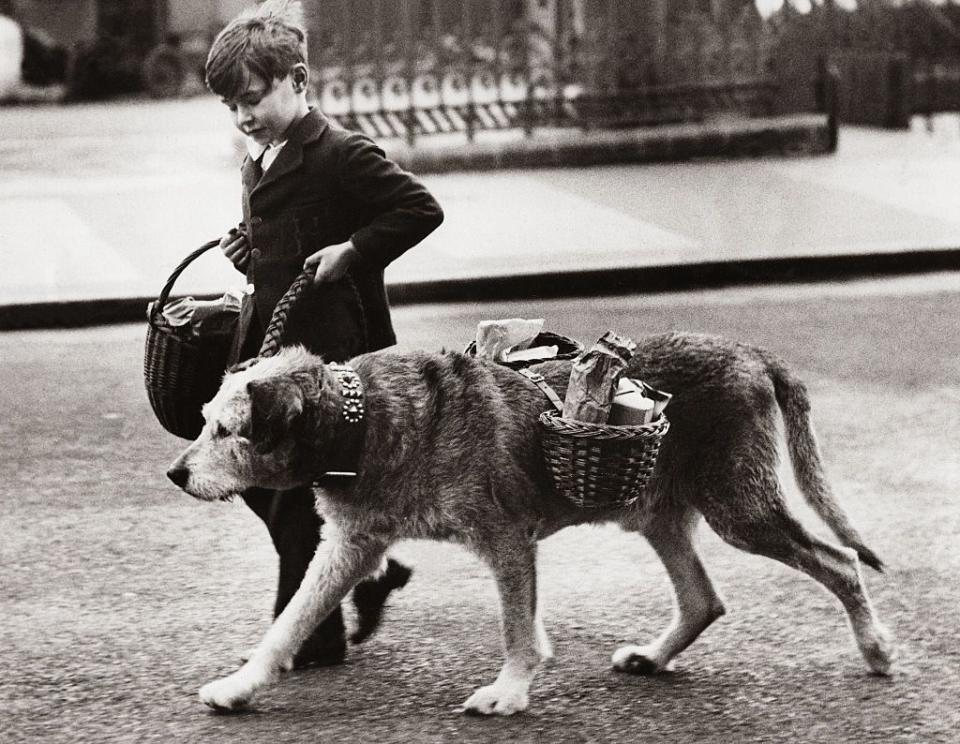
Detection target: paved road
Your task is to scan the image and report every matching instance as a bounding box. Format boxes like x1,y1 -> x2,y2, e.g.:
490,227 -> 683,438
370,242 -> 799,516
1,97 -> 959,306
3,275 -> 958,743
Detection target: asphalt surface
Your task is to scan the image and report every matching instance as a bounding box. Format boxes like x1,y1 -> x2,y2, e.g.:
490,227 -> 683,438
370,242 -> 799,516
3,274 -> 959,743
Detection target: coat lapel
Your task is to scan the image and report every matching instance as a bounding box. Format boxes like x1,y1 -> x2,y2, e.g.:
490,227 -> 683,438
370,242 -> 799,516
249,109 -> 329,204
240,155 -> 261,218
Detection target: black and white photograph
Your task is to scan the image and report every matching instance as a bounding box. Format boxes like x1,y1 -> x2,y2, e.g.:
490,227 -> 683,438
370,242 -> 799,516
2,1 -> 958,742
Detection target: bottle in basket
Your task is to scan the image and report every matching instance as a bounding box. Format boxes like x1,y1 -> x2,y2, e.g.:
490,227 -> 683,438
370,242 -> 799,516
561,331 -> 636,424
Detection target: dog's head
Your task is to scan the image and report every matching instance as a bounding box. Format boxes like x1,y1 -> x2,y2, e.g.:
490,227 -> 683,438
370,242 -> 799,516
166,347 -> 340,501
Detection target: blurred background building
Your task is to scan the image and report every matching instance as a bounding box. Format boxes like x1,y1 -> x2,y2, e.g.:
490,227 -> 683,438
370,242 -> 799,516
0,0 -> 958,135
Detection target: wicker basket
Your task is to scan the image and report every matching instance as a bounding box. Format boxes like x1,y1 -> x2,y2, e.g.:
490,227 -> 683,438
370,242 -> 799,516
463,331 -> 583,369
539,410 -> 670,509
145,252 -> 317,440
143,240 -> 234,440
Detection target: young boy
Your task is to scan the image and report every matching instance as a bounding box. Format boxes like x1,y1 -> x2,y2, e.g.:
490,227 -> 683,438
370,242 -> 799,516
205,0 -> 443,668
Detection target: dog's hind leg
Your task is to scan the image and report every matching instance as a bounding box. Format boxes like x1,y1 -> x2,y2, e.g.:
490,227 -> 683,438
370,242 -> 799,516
525,544 -> 553,663
699,478 -> 895,676
199,527 -> 388,711
461,534 -> 543,716
613,509 -> 726,675
534,606 -> 553,663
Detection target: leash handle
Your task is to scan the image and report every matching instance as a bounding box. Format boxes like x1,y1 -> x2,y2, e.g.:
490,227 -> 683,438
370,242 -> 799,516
258,269 -> 314,358
257,270 -> 367,360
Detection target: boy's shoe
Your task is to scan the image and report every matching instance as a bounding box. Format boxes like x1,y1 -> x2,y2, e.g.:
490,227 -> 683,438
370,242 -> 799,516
292,635 -> 347,669
350,558 -> 413,644
290,607 -> 349,669
243,634 -> 347,670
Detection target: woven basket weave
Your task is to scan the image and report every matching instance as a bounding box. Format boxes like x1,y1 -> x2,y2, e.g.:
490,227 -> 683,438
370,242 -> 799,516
144,240 -> 231,440
539,410 -> 669,509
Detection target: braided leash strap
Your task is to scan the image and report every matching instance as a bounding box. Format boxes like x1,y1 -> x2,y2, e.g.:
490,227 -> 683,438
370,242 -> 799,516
257,270 -> 315,358
256,272 -> 367,359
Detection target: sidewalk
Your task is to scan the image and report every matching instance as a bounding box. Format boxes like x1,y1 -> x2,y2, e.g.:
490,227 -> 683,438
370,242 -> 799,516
1,96 -> 958,329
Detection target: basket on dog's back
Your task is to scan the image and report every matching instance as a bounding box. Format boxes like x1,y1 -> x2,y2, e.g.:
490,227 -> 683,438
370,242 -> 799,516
535,331 -> 670,509
469,324 -> 670,509
538,410 -> 669,509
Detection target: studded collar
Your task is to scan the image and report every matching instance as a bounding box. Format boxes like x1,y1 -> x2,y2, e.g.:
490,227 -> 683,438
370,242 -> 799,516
314,362 -> 366,484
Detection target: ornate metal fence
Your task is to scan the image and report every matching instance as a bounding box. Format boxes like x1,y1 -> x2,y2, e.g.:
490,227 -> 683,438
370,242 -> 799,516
913,58 -> 960,117
304,0 -> 779,145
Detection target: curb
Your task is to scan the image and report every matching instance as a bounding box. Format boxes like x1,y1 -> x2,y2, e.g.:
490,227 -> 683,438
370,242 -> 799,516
2,248 -> 957,331
386,114 -> 833,174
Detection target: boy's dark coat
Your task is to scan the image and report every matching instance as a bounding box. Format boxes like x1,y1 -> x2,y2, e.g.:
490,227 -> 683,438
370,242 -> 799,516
230,108 -> 443,364
227,109 -> 442,663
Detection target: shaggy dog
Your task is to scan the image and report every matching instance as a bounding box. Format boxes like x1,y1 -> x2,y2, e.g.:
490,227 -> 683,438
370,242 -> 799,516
167,332 -> 895,715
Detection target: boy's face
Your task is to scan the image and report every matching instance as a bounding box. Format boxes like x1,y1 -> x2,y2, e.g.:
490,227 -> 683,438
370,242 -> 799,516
222,68 -> 307,146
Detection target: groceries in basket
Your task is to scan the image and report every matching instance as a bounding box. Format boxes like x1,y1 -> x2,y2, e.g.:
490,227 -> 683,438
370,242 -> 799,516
609,378 -> 673,426
148,287 -> 244,339
560,330 -> 672,426
561,330 -> 635,423
475,318 -> 549,363
468,318 -> 583,368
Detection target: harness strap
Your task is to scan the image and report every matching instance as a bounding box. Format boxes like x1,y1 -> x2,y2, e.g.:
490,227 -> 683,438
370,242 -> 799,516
517,368 -> 564,414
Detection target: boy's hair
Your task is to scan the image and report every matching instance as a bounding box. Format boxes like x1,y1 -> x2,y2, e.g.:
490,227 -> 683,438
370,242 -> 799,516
205,0 -> 308,99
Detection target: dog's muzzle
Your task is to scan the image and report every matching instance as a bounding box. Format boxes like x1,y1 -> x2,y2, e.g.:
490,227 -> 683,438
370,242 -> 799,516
167,465 -> 189,489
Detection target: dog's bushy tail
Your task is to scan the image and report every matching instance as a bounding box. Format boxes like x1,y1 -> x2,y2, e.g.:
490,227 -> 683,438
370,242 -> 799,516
766,356 -> 884,573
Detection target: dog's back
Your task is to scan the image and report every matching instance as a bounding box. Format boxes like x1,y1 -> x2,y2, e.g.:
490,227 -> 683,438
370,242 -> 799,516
341,349 -> 562,536
346,334 -> 799,536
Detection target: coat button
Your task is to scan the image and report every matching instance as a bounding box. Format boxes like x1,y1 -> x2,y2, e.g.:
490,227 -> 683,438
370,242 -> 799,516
248,216 -> 263,226
251,249 -> 262,260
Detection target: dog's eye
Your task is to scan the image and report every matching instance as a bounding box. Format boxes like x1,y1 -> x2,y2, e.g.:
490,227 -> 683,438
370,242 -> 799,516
214,423 -> 230,439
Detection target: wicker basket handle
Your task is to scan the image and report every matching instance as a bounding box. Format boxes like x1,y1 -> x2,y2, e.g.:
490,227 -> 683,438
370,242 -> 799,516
149,239 -> 222,323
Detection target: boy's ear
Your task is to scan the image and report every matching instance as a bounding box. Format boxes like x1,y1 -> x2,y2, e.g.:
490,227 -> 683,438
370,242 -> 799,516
292,63 -> 308,90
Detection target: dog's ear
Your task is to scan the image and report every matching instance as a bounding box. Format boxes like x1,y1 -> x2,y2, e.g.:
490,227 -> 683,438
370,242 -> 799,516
247,376 -> 305,450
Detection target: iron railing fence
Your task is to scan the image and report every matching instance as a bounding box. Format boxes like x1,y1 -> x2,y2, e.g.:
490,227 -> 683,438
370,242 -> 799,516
912,58 -> 960,116
303,0 -> 779,144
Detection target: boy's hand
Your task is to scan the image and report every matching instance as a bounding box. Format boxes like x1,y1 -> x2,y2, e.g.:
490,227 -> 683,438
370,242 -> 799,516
304,241 -> 358,284
220,227 -> 250,272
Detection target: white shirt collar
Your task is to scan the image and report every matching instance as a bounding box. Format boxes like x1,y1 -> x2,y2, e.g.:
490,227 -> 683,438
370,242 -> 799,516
246,138 -> 287,171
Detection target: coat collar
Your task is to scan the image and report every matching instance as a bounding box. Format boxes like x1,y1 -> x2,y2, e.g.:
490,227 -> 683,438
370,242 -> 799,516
243,108 -> 330,200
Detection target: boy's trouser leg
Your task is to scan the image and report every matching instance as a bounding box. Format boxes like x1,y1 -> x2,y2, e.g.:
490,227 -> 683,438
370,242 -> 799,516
241,486 -> 347,667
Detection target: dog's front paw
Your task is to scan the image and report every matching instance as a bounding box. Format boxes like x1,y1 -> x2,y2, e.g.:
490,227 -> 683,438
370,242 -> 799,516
861,623 -> 897,676
460,682 -> 529,716
199,669 -> 262,711
612,645 -> 676,675
239,646 -> 295,672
